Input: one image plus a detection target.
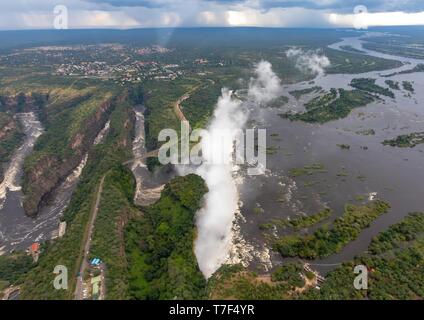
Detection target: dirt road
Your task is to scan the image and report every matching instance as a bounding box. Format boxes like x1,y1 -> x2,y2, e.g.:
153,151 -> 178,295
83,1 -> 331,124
74,176 -> 105,300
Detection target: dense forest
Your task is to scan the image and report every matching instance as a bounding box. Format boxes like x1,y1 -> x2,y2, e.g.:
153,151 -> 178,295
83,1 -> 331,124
125,174 -> 208,300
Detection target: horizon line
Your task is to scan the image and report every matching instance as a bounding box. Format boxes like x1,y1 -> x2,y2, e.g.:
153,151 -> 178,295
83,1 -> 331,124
1,25 -> 424,32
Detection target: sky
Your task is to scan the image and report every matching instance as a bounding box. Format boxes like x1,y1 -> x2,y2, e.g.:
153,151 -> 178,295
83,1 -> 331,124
1,0 -> 424,30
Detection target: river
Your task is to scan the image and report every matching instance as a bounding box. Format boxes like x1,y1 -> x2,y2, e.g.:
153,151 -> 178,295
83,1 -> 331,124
0,114 -> 106,255
236,32 -> 424,274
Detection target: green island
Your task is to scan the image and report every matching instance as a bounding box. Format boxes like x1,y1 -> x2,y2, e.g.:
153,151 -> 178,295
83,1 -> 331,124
356,128 -> 376,136
281,88 -> 375,123
402,81 -> 414,93
383,63 -> 424,77
382,131 -> 424,148
274,200 -> 391,259
384,80 -> 400,90
350,78 -> 395,98
304,88 -> 338,110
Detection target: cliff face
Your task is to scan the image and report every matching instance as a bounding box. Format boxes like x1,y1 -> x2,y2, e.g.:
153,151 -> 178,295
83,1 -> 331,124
0,112 -> 23,184
22,94 -> 116,217
0,92 -> 47,113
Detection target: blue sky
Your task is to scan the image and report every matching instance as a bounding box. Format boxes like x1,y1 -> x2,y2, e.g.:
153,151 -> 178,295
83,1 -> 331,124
1,0 -> 424,30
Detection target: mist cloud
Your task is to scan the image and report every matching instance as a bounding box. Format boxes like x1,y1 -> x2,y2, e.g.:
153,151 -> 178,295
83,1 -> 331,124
194,61 -> 281,278
248,60 -> 282,104
286,47 -> 330,76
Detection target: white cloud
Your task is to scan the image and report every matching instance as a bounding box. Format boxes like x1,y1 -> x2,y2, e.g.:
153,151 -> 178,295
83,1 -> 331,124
1,0 -> 424,29
329,10 -> 424,28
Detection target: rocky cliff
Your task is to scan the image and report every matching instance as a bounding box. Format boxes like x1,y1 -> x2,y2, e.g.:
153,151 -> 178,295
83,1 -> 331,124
0,112 -> 24,183
22,92 -> 117,217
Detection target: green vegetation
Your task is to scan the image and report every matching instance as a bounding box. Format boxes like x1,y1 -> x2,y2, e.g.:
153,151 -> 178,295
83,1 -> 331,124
274,201 -> 391,259
260,208 -> 332,231
211,212 -> 424,300
282,89 -> 375,124
180,81 -> 221,129
339,45 -> 365,54
266,96 -> 289,108
22,86 -> 117,216
0,112 -> 24,181
383,63 -> 424,77
325,48 -> 402,74
350,78 -> 395,98
207,264 -> 294,300
364,40 -> 424,59
402,81 -> 414,93
19,90 -> 135,299
289,163 -> 326,177
89,165 -> 137,300
272,261 -> 305,288
125,174 -> 208,300
304,88 -> 338,110
266,146 -> 279,155
337,144 -> 351,150
288,209 -> 332,230
289,86 -> 322,99
303,212 -> 424,300
382,132 -> 424,148
384,80 -> 400,90
356,129 -> 375,136
0,252 -> 34,286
